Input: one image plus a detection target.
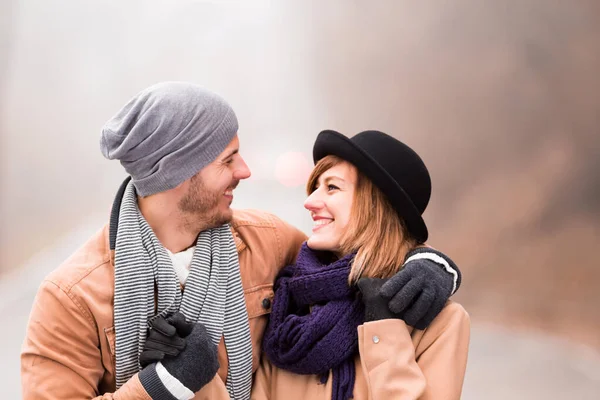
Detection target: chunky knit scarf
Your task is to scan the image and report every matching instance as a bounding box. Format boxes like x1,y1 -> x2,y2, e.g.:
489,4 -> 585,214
113,180 -> 252,399
262,243 -> 364,400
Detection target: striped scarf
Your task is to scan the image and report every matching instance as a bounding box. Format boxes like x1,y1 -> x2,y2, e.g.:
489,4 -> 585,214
113,181 -> 252,399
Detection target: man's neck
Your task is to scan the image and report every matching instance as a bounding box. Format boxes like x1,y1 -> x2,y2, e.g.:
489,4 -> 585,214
138,195 -> 205,253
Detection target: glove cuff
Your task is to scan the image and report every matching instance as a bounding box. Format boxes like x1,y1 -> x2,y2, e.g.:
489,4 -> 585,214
139,363 -> 179,400
364,305 -> 396,322
404,248 -> 461,294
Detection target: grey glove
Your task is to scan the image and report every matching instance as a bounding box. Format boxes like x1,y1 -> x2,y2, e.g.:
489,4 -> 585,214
379,248 -> 461,330
139,322 -> 219,396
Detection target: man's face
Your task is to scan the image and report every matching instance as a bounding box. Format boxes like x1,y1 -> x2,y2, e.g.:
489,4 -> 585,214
178,135 -> 251,228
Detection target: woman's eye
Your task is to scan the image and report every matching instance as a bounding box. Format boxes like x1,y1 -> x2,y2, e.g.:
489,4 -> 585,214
327,184 -> 339,191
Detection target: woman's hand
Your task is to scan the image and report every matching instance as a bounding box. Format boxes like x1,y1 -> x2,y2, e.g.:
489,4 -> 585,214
357,278 -> 396,322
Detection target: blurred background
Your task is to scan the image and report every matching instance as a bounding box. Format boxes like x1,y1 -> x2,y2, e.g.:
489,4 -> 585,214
1,0 -> 599,398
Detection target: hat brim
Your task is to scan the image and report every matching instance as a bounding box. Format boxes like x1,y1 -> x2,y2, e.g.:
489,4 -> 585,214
313,130 -> 428,242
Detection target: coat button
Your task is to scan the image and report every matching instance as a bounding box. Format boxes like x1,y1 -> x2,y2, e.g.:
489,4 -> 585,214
262,298 -> 271,309
372,335 -> 380,344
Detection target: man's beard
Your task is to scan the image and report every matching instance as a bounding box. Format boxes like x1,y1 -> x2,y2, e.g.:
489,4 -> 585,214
178,175 -> 236,230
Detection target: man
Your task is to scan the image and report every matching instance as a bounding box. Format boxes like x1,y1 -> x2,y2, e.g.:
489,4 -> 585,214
21,82 -> 461,399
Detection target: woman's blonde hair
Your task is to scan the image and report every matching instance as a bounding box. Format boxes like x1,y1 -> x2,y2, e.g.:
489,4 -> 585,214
306,155 -> 417,284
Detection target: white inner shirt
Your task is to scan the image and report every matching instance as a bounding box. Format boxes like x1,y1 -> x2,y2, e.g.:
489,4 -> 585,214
165,245 -> 195,285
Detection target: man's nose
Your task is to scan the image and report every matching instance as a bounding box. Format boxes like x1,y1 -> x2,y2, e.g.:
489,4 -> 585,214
234,156 -> 251,180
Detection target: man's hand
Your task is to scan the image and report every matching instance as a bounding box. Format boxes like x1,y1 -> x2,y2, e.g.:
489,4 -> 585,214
139,317 -> 220,396
379,248 -> 460,330
140,312 -> 194,367
159,323 -> 220,392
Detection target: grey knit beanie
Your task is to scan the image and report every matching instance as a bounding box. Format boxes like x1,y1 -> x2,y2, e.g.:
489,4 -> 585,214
100,81 -> 238,196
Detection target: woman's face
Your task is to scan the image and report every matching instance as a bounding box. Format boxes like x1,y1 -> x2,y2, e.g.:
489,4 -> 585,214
304,160 -> 357,256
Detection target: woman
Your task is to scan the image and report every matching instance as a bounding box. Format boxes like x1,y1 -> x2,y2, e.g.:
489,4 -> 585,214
252,130 -> 470,400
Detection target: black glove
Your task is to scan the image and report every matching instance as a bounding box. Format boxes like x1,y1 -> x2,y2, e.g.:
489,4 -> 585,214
139,320 -> 219,395
357,278 -> 396,322
379,248 -> 461,330
139,312 -> 194,367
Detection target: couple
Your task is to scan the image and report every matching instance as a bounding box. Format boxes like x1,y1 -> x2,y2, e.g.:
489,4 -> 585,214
21,82 -> 469,399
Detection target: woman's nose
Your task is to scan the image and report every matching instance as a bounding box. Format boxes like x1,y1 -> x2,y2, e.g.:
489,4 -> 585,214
304,190 -> 324,212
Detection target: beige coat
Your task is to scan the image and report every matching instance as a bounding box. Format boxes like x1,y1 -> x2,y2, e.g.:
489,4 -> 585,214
251,302 -> 470,400
21,209 -> 307,399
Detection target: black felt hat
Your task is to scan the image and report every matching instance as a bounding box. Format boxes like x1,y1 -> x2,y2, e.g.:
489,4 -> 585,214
313,130 -> 431,242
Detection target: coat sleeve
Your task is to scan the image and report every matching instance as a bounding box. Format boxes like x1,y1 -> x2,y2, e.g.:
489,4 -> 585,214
358,319 -> 427,399
21,280 -> 151,400
250,353 -> 272,400
413,302 -> 471,399
358,302 -> 470,400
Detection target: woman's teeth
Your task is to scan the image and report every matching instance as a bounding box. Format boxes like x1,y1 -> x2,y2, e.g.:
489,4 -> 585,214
314,219 -> 332,227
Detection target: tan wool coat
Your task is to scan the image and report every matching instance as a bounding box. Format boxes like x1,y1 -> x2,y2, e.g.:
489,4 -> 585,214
251,301 -> 470,400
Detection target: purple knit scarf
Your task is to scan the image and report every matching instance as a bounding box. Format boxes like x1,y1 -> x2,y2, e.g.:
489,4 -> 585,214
262,243 -> 365,400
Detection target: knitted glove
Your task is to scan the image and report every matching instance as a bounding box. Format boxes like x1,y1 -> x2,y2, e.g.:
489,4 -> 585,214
380,247 -> 461,330
140,312 -> 194,367
139,322 -> 219,395
357,278 -> 396,322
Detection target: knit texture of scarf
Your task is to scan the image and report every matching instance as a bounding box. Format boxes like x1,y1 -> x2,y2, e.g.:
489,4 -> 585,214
113,180 -> 253,399
262,243 -> 364,400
